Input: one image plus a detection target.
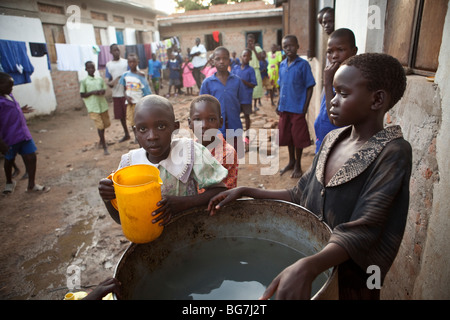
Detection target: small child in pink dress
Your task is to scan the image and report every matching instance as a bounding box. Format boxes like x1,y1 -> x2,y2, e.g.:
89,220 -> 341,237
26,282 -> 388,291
181,57 -> 196,96
201,54 -> 217,79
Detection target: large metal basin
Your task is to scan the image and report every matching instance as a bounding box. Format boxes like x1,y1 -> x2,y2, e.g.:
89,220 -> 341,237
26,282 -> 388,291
114,199 -> 338,300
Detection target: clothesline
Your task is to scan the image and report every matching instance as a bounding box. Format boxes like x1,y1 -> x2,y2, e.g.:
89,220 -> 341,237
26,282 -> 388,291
0,36 -> 181,85
56,36 -> 180,72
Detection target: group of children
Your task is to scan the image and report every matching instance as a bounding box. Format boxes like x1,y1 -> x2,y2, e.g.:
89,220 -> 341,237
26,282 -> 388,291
97,26 -> 412,300
0,23 -> 413,300
81,45 -> 153,155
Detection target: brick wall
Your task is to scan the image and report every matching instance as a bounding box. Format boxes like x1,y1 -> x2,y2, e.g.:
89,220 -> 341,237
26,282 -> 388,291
50,67 -> 111,112
160,16 -> 282,57
50,67 -> 84,112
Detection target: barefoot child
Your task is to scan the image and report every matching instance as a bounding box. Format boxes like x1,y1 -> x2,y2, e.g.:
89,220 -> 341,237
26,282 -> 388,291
80,61 -> 111,155
98,95 -> 228,226
0,72 -> 50,194
208,53 -> 412,300
188,94 -> 238,190
277,34 -> 316,178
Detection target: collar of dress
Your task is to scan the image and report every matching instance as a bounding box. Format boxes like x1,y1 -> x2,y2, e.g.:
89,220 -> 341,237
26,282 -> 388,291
316,125 -> 404,187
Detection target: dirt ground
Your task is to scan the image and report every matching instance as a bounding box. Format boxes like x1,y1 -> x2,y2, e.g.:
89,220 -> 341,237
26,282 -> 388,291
0,83 -> 314,300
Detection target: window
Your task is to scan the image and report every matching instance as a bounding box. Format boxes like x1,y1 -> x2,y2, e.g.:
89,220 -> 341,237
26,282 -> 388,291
245,31 -> 263,49
37,2 -> 64,14
204,32 -> 223,51
113,15 -> 125,23
91,11 -> 107,21
116,29 -> 124,45
383,0 -> 448,75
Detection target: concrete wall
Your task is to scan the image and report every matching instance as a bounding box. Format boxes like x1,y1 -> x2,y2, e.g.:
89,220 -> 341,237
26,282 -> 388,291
409,4 -> 450,300
0,15 -> 57,116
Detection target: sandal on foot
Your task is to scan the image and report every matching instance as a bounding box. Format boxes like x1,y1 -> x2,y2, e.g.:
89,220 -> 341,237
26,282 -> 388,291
27,184 -> 50,193
3,181 -> 16,195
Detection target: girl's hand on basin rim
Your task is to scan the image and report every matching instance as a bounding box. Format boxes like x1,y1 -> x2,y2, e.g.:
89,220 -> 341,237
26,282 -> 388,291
207,187 -> 244,215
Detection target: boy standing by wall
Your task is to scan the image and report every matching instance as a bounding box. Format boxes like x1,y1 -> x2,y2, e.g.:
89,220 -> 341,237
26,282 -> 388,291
105,44 -> 129,142
80,61 -> 111,155
277,35 -> 316,178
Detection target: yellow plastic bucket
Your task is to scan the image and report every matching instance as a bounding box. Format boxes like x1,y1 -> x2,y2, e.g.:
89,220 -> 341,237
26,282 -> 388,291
109,164 -> 163,244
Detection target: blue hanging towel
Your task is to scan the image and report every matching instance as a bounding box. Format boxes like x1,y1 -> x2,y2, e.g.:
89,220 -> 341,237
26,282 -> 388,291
0,40 -> 34,85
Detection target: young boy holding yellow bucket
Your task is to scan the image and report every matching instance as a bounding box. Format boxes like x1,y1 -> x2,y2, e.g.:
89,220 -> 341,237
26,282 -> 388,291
98,95 -> 228,243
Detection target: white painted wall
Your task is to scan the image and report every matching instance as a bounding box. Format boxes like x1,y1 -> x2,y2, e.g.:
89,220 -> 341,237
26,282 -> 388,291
0,15 -> 57,115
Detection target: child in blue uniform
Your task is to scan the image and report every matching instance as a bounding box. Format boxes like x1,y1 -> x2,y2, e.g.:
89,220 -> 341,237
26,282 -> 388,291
277,35 -> 316,178
200,46 -> 247,158
231,48 -> 257,132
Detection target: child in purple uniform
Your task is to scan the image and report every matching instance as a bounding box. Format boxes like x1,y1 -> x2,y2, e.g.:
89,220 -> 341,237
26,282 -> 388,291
0,72 -> 50,194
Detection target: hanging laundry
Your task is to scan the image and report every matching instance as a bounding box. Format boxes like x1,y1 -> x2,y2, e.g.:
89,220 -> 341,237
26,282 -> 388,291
55,43 -> 82,71
144,43 -> 152,61
0,40 -> 34,85
150,42 -> 158,55
125,45 -> 137,58
79,44 -> 97,66
213,31 -> 220,43
98,45 -> 113,70
29,42 -> 48,57
164,38 -> 172,49
136,44 -> 147,69
29,42 -> 51,70
156,43 -> 168,69
172,36 -> 180,48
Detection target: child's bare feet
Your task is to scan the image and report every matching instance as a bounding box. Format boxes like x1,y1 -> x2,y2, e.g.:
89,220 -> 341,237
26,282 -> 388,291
280,162 -> 294,176
291,167 -> 303,179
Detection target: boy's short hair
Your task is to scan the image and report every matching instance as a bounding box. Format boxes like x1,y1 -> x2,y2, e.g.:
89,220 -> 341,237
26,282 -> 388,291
242,48 -> 252,56
330,28 -> 356,48
190,94 -> 222,117
127,53 -> 139,61
342,53 -> 407,109
136,95 -> 175,121
213,46 -> 230,57
110,43 -> 118,50
85,60 -> 94,68
282,34 -> 299,45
